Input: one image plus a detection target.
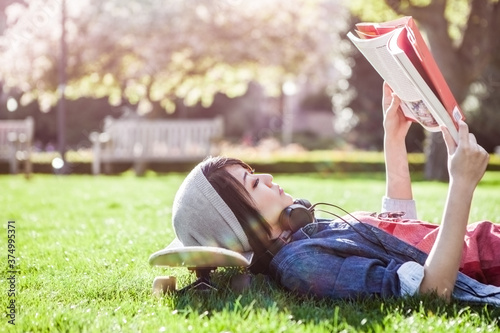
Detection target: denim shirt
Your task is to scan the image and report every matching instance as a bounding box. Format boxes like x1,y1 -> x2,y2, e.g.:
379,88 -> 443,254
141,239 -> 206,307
269,199 -> 500,305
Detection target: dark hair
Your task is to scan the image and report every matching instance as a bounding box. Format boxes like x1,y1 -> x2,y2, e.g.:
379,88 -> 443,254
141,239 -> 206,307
200,156 -> 272,273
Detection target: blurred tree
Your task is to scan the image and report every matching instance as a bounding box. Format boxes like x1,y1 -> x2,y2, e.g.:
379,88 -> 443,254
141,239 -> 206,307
337,28 -> 385,151
346,0 -> 500,180
464,52 -> 500,153
337,15 -> 425,152
0,0 -> 347,116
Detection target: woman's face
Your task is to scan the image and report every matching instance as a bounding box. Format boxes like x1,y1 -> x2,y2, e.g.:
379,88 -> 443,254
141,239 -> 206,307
226,164 -> 294,238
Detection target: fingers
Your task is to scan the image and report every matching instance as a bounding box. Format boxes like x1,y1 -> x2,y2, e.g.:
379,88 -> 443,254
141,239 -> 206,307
468,132 -> 477,146
382,82 -> 391,111
446,120 -> 489,169
443,120 -> 470,155
441,125 -> 456,155
382,81 -> 411,139
458,120 -> 470,148
382,83 -> 400,116
389,93 -> 401,112
456,121 -> 486,159
383,81 -> 392,95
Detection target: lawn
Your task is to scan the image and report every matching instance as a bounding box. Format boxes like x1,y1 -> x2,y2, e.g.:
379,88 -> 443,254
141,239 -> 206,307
1,171 -> 500,332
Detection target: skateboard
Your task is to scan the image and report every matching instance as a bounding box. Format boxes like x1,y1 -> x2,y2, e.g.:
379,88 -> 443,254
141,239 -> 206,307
149,238 -> 253,294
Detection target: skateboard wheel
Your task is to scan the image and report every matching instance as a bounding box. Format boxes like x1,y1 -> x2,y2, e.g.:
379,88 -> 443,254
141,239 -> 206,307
230,273 -> 252,293
152,276 -> 176,295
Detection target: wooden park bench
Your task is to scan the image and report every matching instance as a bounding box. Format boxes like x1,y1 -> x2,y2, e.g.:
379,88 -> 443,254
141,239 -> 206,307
0,117 -> 34,175
90,116 -> 224,175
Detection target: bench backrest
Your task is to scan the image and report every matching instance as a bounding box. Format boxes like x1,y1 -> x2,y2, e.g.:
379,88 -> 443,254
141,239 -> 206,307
0,117 -> 34,158
101,116 -> 224,159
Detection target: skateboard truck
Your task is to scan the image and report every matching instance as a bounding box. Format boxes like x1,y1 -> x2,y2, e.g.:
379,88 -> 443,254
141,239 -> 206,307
184,267 -> 218,292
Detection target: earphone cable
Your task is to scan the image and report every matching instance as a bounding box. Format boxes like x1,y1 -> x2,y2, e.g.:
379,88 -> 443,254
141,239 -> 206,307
314,208 -> 389,254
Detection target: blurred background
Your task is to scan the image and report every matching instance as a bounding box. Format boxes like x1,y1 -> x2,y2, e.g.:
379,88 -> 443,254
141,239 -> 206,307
0,0 -> 499,180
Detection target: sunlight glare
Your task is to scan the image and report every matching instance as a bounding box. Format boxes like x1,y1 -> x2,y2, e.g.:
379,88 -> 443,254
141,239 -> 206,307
7,97 -> 18,112
52,157 -> 64,170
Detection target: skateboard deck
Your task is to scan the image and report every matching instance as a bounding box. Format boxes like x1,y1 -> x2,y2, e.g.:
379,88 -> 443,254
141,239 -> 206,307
149,246 -> 252,268
149,238 -> 253,294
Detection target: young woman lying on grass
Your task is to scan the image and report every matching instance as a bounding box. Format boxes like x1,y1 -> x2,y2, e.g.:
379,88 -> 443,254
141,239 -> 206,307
171,83 -> 500,305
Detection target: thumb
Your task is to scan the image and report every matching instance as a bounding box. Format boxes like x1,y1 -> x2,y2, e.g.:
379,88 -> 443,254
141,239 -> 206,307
441,125 -> 456,155
382,82 -> 398,110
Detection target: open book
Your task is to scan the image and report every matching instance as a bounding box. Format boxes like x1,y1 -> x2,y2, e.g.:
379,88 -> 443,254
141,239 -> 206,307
347,16 -> 465,143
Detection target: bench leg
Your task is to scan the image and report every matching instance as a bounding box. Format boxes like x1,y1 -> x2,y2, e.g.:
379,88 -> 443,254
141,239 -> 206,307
91,140 -> 101,175
9,152 -> 18,174
8,142 -> 18,174
92,157 -> 100,175
104,162 -> 112,175
9,158 -> 18,174
134,161 -> 147,176
24,149 -> 32,178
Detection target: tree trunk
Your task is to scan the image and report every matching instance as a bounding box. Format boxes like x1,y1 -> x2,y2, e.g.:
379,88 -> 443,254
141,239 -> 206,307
424,132 -> 448,181
419,17 -> 460,181
384,0 -> 499,181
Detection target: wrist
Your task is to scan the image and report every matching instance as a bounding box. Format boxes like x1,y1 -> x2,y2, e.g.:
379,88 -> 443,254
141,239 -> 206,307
448,178 -> 476,199
384,140 -> 408,161
384,133 -> 407,147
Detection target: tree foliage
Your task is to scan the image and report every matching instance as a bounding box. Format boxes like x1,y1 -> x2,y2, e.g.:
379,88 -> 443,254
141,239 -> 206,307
0,0 -> 347,114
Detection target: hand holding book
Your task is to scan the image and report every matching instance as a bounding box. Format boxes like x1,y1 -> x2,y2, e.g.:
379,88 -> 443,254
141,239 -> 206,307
382,82 -> 412,142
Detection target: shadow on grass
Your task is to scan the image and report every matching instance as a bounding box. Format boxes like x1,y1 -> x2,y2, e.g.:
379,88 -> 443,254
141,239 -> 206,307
163,270 -> 500,331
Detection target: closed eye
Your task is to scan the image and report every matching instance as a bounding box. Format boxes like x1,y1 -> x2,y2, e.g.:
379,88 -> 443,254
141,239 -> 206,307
253,178 -> 259,188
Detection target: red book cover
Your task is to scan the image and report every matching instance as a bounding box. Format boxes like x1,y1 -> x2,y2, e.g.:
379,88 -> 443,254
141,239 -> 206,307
402,18 -> 465,128
354,16 -> 464,129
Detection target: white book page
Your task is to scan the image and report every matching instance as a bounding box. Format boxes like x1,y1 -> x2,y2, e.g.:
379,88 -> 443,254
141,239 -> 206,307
347,30 -> 421,102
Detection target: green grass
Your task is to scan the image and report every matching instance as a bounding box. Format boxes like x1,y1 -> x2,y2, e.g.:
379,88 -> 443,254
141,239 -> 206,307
30,149 -> 500,165
1,171 -> 500,332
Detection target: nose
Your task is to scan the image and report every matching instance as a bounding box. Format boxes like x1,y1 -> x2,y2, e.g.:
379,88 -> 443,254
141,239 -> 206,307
260,173 -> 274,187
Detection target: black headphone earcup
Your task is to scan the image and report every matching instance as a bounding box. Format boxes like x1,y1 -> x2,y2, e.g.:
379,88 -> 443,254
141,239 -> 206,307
252,199 -> 315,272
279,201 -> 314,233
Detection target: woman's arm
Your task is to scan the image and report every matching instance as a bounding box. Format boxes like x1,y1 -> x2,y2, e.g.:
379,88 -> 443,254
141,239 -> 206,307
382,82 -> 413,200
419,121 -> 489,299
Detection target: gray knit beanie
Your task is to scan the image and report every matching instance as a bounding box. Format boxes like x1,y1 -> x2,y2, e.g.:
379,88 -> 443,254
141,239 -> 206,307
172,161 -> 252,253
